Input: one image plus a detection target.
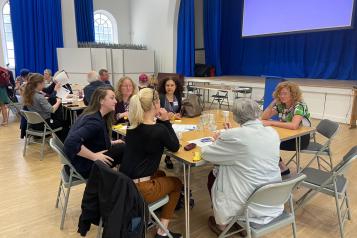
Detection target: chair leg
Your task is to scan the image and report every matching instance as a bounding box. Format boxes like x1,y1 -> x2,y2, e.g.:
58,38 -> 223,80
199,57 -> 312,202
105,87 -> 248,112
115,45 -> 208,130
317,156 -> 321,170
23,133 -> 28,157
40,133 -> 46,160
334,183 -> 345,238
209,99 -> 215,110
292,220 -> 297,238
150,210 -> 172,238
345,190 -> 352,220
328,153 -> 334,170
55,180 -> 63,208
60,185 -> 72,230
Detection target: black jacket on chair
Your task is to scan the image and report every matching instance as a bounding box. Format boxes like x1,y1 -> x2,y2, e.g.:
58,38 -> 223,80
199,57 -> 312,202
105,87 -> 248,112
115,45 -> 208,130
78,161 -> 147,238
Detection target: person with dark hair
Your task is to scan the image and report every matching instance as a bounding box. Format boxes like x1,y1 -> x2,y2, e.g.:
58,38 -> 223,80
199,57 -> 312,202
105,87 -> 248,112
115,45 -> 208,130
158,76 -> 184,169
23,73 -> 68,141
99,68 -> 111,85
64,87 -> 125,179
15,68 -> 30,96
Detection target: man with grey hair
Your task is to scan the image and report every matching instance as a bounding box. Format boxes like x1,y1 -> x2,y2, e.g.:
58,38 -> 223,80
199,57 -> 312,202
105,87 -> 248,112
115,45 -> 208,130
83,71 -> 111,105
202,98 -> 283,236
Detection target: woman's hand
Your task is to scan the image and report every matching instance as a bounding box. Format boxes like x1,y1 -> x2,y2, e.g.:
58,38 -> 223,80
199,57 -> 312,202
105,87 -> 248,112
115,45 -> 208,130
112,139 -> 125,145
261,119 -> 272,126
212,131 -> 220,141
157,108 -> 170,121
93,150 -> 114,166
174,113 -> 182,119
54,83 -> 62,92
56,98 -> 62,104
224,122 -> 232,129
117,111 -> 128,120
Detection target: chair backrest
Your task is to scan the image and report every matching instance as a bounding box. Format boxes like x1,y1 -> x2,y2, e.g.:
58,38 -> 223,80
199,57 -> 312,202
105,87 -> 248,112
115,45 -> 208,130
21,110 -> 45,124
316,119 -> 339,139
49,136 -> 86,181
262,76 -> 286,110
332,146 -> 357,175
246,174 -> 306,207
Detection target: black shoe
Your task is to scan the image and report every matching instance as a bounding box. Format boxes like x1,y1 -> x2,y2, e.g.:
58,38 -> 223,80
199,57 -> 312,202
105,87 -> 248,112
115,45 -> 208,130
155,231 -> 182,238
281,168 -> 291,176
165,156 -> 174,169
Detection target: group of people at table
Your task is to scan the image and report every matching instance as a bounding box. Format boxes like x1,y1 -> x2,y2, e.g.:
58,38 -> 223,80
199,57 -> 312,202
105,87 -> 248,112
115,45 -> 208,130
19,68 -> 311,238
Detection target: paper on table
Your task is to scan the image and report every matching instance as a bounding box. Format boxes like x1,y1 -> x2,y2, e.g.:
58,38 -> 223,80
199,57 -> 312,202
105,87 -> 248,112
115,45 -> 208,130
54,70 -> 69,85
56,87 -> 71,99
188,137 -> 213,147
172,124 -> 197,133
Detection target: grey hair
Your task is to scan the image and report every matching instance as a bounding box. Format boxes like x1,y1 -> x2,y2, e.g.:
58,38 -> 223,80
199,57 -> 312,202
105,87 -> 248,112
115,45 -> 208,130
232,98 -> 261,124
87,71 -> 99,83
44,68 -> 52,76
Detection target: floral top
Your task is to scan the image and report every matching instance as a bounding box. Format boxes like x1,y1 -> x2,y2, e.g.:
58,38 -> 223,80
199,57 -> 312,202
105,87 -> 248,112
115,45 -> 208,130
273,101 -> 311,127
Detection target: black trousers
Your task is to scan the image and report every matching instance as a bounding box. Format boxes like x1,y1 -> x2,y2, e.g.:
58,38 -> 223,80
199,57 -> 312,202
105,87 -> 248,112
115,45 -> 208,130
280,134 -> 310,151
30,117 -> 69,142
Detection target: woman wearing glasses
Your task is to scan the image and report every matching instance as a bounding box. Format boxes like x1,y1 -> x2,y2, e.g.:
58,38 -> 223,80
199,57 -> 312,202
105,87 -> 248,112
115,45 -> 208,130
261,81 -> 311,176
119,88 -> 183,238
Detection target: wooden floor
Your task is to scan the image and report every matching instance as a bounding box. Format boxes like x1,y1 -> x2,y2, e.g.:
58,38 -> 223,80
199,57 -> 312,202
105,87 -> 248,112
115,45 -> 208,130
1,112 -> 357,238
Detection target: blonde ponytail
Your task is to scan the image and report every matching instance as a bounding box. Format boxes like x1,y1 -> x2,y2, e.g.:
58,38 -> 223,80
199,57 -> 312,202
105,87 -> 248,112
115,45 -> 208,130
128,88 -> 159,129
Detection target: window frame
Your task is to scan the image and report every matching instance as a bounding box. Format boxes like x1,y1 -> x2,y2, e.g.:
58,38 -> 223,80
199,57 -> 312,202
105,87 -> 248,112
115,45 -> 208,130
93,10 -> 118,44
0,0 -> 14,69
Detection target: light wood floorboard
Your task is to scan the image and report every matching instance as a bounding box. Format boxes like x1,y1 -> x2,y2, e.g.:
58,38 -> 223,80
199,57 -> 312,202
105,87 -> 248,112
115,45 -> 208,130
0,112 -> 356,238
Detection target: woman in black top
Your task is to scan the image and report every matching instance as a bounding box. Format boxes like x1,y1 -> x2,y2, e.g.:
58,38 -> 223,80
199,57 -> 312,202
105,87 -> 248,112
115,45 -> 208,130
64,88 -> 125,179
158,77 -> 183,170
114,76 -> 138,124
119,88 -> 182,238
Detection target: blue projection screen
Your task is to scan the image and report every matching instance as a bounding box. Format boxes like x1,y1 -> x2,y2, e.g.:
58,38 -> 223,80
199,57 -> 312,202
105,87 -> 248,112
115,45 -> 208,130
242,0 -> 355,37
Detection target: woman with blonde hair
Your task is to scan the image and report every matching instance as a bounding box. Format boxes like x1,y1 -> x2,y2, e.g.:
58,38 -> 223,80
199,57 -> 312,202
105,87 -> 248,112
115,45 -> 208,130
114,76 -> 138,124
261,81 -> 311,175
119,88 -> 182,238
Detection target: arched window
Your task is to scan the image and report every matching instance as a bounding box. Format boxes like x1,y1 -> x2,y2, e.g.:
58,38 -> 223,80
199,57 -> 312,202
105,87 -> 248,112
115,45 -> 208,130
94,10 -> 118,44
1,1 -> 15,68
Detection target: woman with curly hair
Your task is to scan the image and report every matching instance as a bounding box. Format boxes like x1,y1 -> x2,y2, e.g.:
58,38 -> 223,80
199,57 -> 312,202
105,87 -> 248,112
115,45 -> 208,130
261,81 -> 311,175
114,76 -> 138,124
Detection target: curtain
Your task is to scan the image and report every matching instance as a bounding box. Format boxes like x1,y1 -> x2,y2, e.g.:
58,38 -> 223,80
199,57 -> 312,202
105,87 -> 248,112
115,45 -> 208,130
203,0 -> 222,75
10,0 -> 64,76
74,0 -> 95,42
176,0 -> 195,77
217,0 -> 357,80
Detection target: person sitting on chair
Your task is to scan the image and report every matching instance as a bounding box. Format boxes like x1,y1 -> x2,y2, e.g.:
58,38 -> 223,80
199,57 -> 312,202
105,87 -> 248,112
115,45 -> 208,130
64,87 -> 125,179
83,71 -> 111,106
203,98 -> 283,236
23,73 -> 68,142
261,81 -> 311,176
114,76 -> 138,124
99,69 -> 111,85
119,88 -> 182,238
158,76 -> 183,169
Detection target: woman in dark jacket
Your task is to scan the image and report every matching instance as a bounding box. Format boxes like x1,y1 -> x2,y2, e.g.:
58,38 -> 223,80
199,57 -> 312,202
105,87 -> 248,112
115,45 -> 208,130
114,76 -> 138,124
64,87 -> 125,178
158,76 -> 184,169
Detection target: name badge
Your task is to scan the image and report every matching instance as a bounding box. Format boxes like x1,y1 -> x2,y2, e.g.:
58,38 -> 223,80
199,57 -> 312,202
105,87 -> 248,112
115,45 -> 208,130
173,101 -> 179,106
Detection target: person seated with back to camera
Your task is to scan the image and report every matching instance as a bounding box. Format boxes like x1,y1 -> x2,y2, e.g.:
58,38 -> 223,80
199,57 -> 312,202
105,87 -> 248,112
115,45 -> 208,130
83,71 -> 111,106
119,88 -> 183,238
64,87 -> 125,179
202,98 -> 283,237
114,76 -> 138,124
261,81 -> 311,176
23,73 -> 69,142
158,76 -> 183,169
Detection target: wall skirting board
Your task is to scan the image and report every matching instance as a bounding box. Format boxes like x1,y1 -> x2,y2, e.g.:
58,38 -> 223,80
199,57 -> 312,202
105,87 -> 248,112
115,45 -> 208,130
186,77 -> 356,124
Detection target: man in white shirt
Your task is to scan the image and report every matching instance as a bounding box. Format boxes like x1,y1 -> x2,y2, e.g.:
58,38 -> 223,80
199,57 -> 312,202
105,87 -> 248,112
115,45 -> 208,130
202,98 -> 283,236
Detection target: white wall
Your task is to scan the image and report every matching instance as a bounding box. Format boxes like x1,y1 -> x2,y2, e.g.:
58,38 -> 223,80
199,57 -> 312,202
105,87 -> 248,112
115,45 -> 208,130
61,0 -> 77,48
130,0 -> 180,73
93,0 -> 131,44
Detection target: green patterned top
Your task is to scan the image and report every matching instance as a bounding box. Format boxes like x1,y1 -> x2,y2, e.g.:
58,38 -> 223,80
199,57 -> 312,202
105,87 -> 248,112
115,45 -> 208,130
273,101 -> 311,127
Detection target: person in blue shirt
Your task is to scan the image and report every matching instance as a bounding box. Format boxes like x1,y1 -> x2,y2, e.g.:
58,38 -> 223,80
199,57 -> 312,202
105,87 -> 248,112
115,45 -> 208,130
64,87 -> 125,178
83,71 -> 111,106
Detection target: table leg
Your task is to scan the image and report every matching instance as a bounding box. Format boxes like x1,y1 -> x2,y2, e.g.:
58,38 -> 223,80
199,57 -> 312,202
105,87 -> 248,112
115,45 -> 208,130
295,136 -> 301,173
183,162 -> 191,238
